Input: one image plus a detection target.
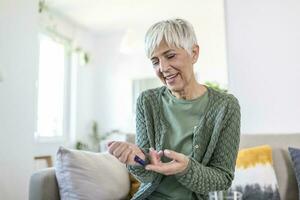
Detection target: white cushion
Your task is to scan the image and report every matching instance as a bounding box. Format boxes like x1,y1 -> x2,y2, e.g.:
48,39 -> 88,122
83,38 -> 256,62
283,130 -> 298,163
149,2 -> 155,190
55,146 -> 130,200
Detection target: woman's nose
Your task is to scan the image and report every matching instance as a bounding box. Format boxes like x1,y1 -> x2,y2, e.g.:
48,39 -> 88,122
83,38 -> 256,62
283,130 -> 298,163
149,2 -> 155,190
159,59 -> 170,72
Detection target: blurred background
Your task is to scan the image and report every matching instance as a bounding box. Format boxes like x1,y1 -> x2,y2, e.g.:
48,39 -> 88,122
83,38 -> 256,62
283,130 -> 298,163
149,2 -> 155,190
0,0 -> 300,199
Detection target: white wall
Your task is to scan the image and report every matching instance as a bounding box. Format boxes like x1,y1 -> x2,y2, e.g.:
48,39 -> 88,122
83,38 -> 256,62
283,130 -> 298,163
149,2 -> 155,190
0,0 -> 37,199
93,31 -> 154,134
225,0 -> 300,133
0,3 -> 99,198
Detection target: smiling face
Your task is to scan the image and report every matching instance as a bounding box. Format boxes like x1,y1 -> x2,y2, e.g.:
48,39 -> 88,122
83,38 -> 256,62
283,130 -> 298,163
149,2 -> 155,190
151,40 -> 199,93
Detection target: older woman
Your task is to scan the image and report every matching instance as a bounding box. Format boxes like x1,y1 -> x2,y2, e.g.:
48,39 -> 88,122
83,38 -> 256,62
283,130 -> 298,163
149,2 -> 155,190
108,18 -> 241,200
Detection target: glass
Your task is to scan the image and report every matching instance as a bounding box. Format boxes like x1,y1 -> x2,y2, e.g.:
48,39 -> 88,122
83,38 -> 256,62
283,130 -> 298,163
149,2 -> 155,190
209,190 -> 242,200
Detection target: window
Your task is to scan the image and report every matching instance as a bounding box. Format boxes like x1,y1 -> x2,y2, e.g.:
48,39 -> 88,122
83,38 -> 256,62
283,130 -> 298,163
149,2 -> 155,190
36,33 -> 71,141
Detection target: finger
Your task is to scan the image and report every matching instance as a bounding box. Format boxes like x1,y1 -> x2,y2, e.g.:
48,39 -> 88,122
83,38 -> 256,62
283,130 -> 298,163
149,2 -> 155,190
113,143 -> 128,157
129,144 -> 141,155
155,151 -> 161,160
145,162 -> 175,174
129,145 -> 146,162
118,148 -> 132,163
107,141 -> 115,147
149,149 -> 157,164
163,149 -> 184,162
145,164 -> 162,172
108,142 -> 121,154
158,150 -> 164,158
149,149 -> 160,165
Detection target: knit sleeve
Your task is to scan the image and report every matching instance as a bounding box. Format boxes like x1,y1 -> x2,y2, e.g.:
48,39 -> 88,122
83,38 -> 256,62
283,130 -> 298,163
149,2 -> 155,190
127,93 -> 159,183
175,95 -> 241,194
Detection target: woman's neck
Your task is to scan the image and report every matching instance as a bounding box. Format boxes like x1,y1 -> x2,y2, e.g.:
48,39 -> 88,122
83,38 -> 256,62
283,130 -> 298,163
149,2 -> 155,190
171,79 -> 207,100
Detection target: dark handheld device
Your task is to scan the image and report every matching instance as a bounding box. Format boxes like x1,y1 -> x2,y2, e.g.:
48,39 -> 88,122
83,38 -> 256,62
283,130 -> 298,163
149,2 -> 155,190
134,155 -> 147,166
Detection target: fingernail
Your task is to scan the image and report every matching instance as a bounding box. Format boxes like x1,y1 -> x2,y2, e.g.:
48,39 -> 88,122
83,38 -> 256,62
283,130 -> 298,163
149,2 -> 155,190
164,150 -> 170,154
107,141 -> 114,147
145,166 -> 150,170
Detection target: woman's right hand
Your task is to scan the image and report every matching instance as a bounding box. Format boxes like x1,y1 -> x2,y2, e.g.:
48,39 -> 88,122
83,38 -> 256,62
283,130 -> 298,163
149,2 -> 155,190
107,141 -> 146,166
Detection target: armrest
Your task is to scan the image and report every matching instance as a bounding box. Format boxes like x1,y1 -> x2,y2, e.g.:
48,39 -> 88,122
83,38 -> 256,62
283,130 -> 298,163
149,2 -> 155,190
29,167 -> 60,200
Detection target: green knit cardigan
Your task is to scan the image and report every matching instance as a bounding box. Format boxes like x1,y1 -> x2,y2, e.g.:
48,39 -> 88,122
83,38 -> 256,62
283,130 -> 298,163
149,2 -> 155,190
127,86 -> 241,200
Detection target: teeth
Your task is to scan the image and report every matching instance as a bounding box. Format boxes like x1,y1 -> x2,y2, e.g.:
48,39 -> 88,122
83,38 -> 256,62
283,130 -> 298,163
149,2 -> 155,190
165,74 -> 177,79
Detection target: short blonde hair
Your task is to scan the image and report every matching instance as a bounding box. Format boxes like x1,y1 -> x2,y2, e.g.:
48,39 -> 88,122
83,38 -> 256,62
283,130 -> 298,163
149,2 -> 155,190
145,18 -> 198,58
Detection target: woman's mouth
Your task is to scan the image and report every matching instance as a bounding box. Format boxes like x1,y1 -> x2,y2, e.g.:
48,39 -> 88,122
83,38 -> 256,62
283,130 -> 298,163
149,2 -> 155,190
164,73 -> 179,84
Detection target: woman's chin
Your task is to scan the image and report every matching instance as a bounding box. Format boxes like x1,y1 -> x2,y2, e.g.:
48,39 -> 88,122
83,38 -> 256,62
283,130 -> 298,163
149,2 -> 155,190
166,83 -> 183,92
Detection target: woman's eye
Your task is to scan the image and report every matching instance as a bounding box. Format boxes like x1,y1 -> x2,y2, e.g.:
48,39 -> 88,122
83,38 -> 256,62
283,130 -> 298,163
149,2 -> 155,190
152,61 -> 159,66
166,54 -> 175,59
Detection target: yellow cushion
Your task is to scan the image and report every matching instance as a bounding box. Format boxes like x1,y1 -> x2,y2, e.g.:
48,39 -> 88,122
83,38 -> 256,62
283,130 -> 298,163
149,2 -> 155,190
127,174 -> 140,199
236,145 -> 273,169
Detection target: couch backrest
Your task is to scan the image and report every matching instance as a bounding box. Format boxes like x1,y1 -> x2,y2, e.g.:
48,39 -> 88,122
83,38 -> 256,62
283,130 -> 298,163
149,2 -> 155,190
240,134 -> 300,200
29,167 -> 60,200
127,133 -> 300,199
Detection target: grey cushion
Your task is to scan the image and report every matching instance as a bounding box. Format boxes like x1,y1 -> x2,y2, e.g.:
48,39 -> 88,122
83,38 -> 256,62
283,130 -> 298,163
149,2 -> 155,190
29,168 -> 60,200
288,147 -> 300,200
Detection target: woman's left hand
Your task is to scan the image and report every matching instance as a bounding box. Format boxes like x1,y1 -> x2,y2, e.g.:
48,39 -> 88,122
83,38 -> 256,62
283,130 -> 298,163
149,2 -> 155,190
145,149 -> 190,175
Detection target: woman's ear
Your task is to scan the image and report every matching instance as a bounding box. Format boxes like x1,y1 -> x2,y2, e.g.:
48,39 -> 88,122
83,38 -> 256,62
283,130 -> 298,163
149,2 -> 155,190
191,45 -> 200,64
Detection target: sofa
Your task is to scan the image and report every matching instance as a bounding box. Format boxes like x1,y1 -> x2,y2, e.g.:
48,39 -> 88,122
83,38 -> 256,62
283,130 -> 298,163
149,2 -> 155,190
29,134 -> 300,200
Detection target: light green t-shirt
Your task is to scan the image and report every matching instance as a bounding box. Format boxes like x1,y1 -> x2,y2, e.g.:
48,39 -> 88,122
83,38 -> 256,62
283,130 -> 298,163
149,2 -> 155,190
147,89 -> 209,200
